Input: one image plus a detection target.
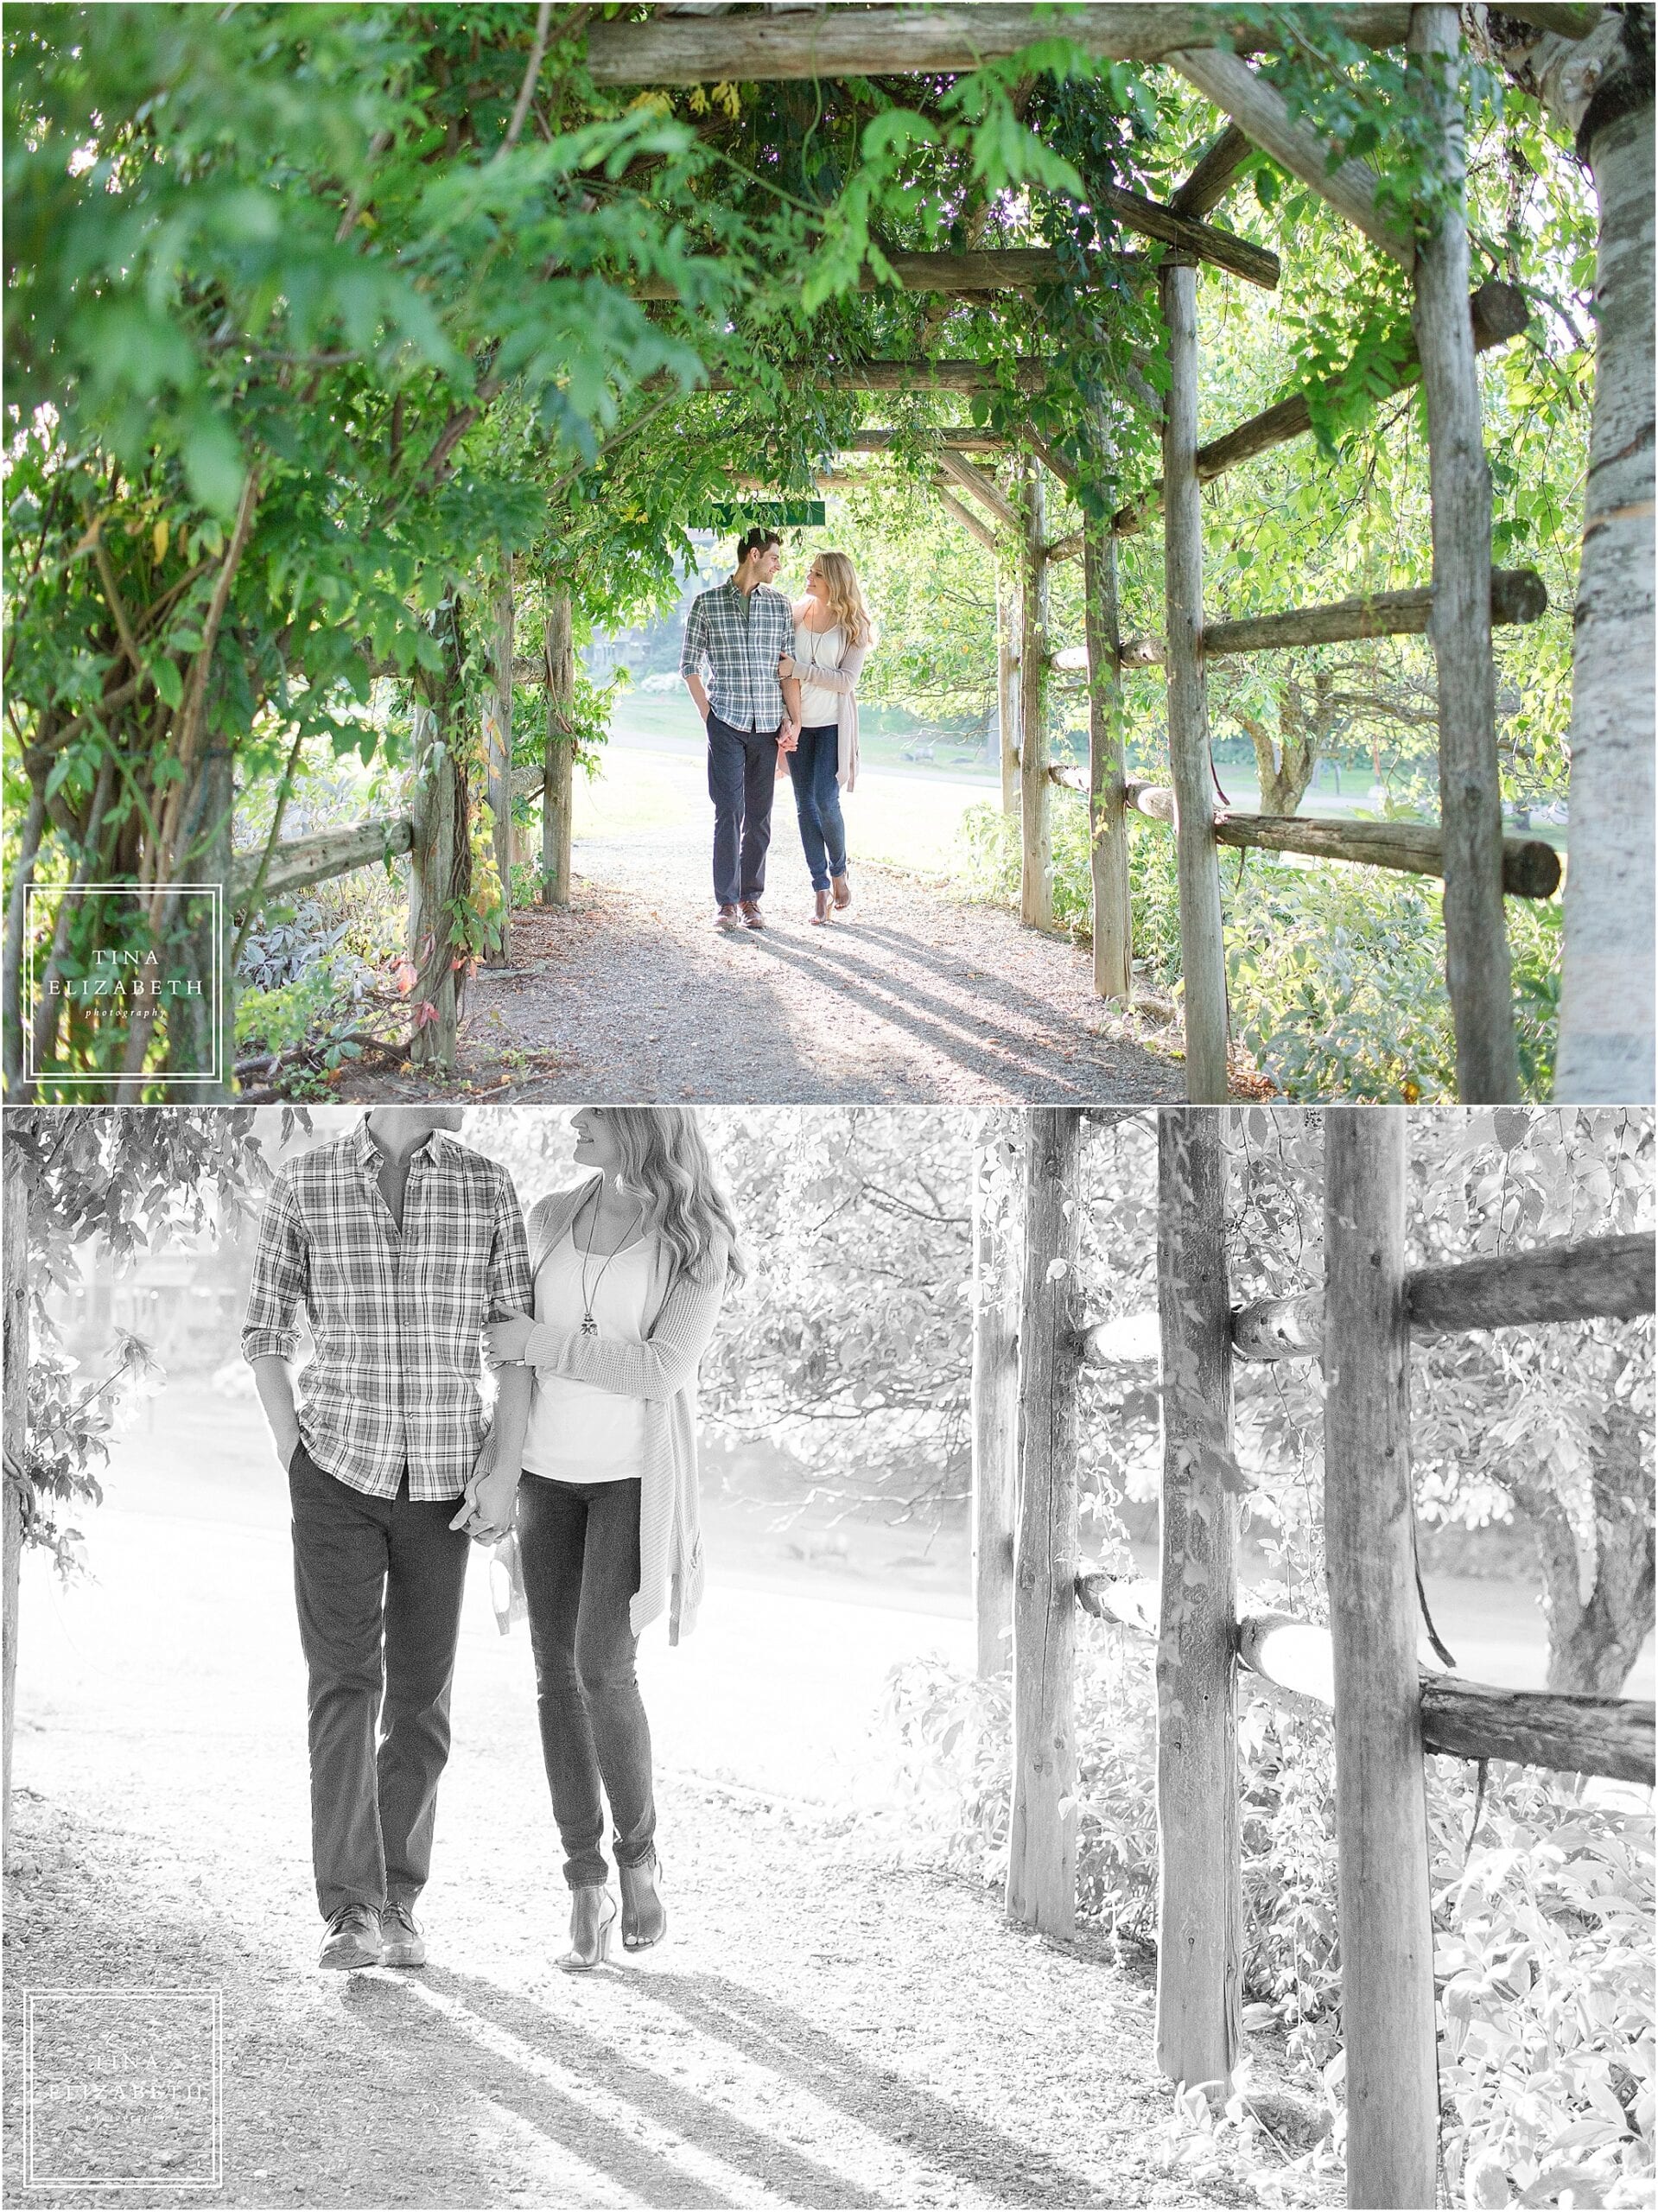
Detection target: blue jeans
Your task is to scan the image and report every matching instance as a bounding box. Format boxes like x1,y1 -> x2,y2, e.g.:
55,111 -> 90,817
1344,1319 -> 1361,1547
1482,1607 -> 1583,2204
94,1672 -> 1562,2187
785,724 -> 848,893
517,1472 -> 656,1891
706,712 -> 778,907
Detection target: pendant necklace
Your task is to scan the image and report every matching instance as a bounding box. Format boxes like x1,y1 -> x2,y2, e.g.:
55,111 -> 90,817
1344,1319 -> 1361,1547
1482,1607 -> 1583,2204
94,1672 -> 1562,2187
578,1187 -> 642,1337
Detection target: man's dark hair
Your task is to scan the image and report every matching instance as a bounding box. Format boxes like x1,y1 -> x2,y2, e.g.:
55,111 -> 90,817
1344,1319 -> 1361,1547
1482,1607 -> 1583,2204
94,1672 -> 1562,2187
736,526 -> 782,564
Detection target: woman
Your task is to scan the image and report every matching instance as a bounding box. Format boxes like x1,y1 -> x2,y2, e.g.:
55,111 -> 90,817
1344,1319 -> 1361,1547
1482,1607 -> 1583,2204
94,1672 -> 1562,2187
786,550 -> 873,925
478,1107 -> 742,1970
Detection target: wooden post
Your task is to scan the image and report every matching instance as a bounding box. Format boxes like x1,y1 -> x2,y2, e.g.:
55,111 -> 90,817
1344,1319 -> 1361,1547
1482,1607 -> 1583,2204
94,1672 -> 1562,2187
3,1141 -> 29,1841
1159,261 -> 1229,1102
970,1109 -> 1020,1676
483,557 -> 515,966
1153,1109 -> 1241,2093
1006,1107 -> 1083,1937
1323,1109 -> 1438,2210
1410,7 -> 1520,1104
997,563 -> 1021,817
1018,461 -> 1052,928
1083,506 -> 1133,1002
542,590 -> 575,906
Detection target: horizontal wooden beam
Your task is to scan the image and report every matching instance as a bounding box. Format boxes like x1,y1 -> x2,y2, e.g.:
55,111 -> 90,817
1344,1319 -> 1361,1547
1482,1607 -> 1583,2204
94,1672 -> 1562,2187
1169,122 -> 1256,219
1113,281 -> 1528,535
1078,1575 -> 1656,1783
635,246 -> 1137,303
710,359 -> 1045,396
585,6 -> 1413,86
1217,1230 -> 1655,1364
1170,46 -> 1415,269
842,429 -> 1003,454
1123,787 -> 1563,899
1408,1230 -> 1655,1333
231,817 -> 414,906
1115,567 -> 1547,662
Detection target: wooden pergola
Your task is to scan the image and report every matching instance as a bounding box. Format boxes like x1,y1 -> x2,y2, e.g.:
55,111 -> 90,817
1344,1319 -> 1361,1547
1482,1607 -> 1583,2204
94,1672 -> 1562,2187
973,1103 -> 1656,2209
580,0 -> 1573,1105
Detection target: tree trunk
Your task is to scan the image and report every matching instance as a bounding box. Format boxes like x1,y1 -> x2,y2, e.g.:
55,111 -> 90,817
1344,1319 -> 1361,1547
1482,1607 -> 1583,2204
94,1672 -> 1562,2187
970,1109 -> 1020,1677
1526,16 -> 1655,1102
542,591 -> 575,907
3,1142 -> 30,1847
1528,1398 -> 1656,1694
483,557 -> 515,966
1019,464 -> 1051,926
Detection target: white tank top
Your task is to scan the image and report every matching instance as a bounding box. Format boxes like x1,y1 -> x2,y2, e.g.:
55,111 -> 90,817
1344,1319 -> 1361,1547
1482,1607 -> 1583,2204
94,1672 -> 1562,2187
521,1229 -> 652,1484
793,620 -> 844,728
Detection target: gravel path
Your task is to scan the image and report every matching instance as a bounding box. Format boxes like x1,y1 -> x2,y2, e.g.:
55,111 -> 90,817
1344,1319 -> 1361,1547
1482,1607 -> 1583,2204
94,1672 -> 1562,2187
1,1431 -> 1323,2211
339,775 -> 1187,1106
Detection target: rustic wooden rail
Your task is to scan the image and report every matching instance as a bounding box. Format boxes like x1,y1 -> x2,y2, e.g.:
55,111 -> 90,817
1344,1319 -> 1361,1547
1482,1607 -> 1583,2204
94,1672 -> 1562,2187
1115,567 -> 1547,660
231,766 -> 542,909
1106,782 -> 1565,899
1074,1573 -> 1658,1784
1083,1230 -> 1655,1367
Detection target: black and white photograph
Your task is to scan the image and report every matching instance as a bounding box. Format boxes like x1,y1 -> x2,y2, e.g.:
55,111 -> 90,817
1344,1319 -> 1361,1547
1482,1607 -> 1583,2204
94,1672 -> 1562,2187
1,1103 -> 1652,2208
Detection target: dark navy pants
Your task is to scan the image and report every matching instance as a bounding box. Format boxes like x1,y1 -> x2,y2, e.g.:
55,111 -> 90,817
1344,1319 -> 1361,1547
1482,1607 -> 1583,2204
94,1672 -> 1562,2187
706,711 -> 779,906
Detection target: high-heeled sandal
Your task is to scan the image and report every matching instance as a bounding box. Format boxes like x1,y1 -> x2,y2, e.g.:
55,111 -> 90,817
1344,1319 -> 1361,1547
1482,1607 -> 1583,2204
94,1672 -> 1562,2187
831,874 -> 852,912
559,1885 -> 618,1972
811,889 -> 832,925
618,1851 -> 669,1952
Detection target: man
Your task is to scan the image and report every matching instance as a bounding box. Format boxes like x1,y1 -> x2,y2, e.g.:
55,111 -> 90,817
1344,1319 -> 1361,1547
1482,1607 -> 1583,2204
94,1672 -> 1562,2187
680,525 -> 803,931
243,1107 -> 534,1971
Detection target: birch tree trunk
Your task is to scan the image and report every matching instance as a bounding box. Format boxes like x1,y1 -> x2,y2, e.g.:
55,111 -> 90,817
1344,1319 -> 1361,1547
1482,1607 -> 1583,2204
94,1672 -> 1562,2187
1487,10 -> 1655,1100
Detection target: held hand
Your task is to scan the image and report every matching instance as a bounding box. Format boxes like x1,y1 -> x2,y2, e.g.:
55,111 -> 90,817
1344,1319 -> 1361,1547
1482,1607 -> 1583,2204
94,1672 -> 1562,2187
449,1454 -> 520,1544
485,1314 -> 537,1363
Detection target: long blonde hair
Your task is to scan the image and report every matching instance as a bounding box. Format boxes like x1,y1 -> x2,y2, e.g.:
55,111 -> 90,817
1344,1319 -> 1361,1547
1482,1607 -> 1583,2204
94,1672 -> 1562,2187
587,1108 -> 746,1283
809,550 -> 874,647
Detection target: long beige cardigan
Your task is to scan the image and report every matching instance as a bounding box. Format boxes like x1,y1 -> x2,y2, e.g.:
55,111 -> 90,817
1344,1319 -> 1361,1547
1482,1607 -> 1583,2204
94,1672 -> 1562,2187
793,621 -> 869,791
519,1178 -> 728,1643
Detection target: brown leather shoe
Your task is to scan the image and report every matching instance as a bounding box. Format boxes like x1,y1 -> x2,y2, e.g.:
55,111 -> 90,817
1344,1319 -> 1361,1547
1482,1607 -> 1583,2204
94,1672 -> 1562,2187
740,899 -> 765,931
715,904 -> 743,931
811,890 -> 831,925
831,874 -> 852,912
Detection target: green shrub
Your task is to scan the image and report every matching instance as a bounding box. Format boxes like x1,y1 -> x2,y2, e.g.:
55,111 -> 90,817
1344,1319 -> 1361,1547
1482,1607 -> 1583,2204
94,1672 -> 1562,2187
955,798 -> 1560,1102
873,1643 -> 1655,2205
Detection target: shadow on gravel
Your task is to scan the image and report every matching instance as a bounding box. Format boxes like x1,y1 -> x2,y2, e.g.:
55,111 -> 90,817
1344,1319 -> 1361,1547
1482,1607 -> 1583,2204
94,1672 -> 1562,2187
417,1960 -> 1101,2211
744,926 -> 1174,1103
381,1965 -> 882,2210
626,1968 -> 1105,2209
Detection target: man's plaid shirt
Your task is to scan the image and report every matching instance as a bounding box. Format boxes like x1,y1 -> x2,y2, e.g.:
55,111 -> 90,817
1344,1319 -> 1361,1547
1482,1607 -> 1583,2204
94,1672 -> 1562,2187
242,1120 -> 534,1501
679,578 -> 794,732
